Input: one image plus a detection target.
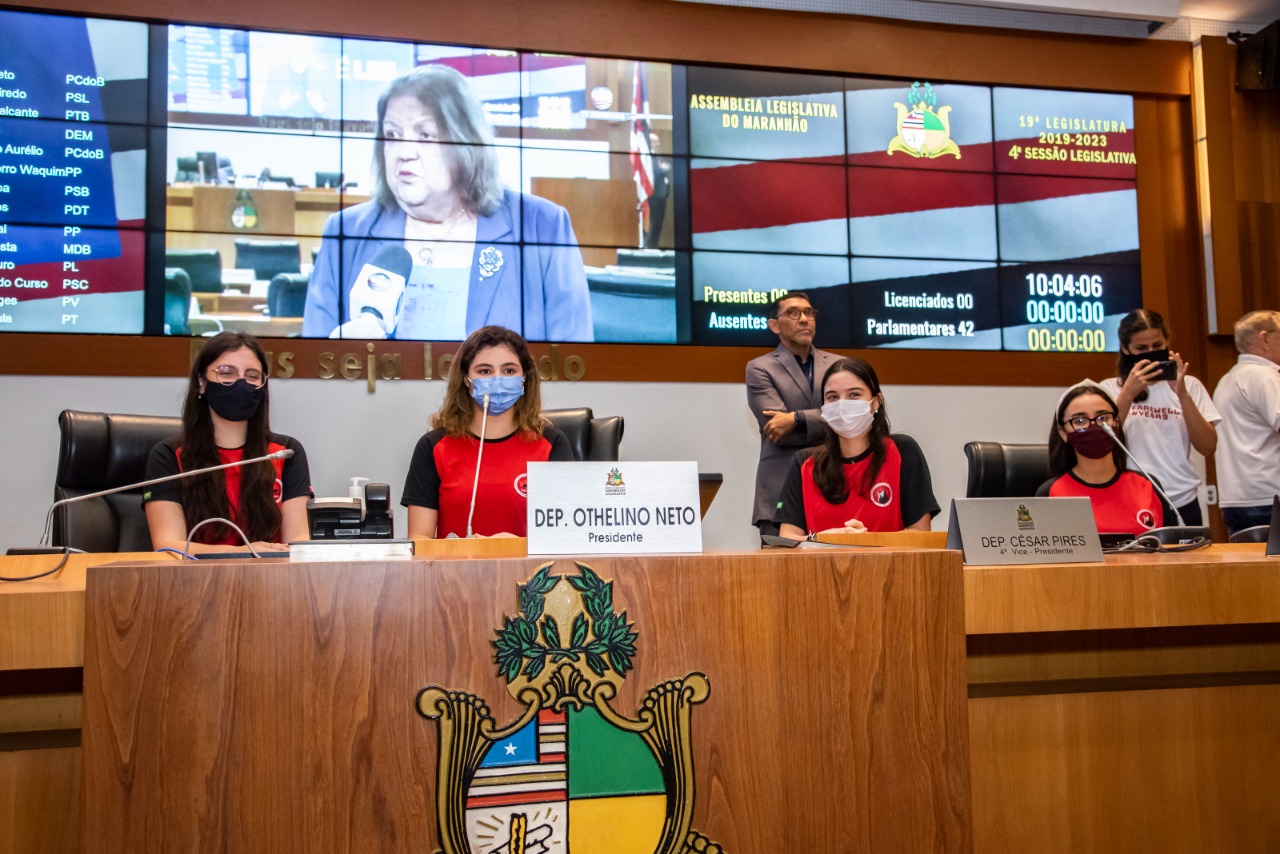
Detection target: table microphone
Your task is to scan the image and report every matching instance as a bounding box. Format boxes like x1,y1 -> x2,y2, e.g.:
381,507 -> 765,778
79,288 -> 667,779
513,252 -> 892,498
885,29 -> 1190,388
464,394 -> 490,538
1098,423 -> 1210,545
35,448 -> 294,548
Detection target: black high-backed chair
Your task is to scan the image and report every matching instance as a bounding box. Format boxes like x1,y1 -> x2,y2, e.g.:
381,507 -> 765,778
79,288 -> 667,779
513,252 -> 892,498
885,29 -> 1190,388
163,267 -> 192,335
267,272 -> 310,318
963,441 -> 1052,498
1228,525 -> 1270,543
53,410 -> 182,553
165,248 -> 223,294
543,408 -> 624,461
174,156 -> 200,183
235,239 -> 301,281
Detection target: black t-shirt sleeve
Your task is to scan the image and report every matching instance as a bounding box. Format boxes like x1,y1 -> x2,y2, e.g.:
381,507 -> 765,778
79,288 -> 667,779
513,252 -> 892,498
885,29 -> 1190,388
545,426 -> 576,462
401,430 -> 445,509
773,454 -> 808,531
895,435 -> 941,527
276,434 -> 313,501
141,436 -> 184,504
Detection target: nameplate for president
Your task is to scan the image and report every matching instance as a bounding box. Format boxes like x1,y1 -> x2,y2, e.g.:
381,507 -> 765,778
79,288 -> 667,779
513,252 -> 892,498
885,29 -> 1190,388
946,497 -> 1103,565
527,461 -> 702,555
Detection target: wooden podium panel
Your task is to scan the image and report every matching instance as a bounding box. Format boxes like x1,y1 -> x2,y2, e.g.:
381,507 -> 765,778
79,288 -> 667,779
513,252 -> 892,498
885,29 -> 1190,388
965,546 -> 1280,854
80,550 -> 972,852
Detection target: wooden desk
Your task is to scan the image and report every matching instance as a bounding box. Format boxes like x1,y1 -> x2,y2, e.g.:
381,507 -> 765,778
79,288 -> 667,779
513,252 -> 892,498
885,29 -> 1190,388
78,549 -> 972,852
165,185 -> 367,264
1,552 -> 174,854
7,545 -> 1280,853
964,544 -> 1280,854
194,293 -> 267,313
197,313 -> 302,337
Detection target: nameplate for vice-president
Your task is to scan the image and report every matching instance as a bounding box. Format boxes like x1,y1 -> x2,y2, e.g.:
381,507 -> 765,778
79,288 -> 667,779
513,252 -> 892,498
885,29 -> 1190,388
527,461 -> 702,555
946,497 -> 1103,565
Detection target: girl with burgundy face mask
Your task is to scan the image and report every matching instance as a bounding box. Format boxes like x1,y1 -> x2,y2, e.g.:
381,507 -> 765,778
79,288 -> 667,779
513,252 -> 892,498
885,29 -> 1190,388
1038,383 -> 1173,537
774,357 -> 939,540
142,332 -> 313,555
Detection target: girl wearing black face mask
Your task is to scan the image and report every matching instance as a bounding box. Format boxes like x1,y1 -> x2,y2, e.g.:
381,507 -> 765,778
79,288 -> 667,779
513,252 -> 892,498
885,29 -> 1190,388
1098,309 -> 1220,526
142,332 -> 313,554
1037,383 -> 1173,537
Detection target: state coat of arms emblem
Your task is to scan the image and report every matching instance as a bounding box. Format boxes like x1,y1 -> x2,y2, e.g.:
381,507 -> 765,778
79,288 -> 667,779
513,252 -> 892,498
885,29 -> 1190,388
417,562 -> 722,854
887,81 -> 961,160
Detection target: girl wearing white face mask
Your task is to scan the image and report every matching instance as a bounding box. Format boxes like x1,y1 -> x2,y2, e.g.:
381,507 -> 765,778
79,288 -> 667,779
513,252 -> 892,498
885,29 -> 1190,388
775,358 -> 939,538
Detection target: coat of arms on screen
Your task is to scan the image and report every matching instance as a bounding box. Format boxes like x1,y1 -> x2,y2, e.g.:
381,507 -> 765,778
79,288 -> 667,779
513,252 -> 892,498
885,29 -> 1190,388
887,81 -> 961,160
416,562 -> 723,854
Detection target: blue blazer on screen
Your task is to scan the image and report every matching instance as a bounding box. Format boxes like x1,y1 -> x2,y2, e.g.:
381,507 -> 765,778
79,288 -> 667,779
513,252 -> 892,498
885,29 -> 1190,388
302,189 -> 593,341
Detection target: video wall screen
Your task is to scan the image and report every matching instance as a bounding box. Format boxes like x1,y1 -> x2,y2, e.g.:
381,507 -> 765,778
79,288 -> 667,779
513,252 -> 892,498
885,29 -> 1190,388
0,6 -> 1141,352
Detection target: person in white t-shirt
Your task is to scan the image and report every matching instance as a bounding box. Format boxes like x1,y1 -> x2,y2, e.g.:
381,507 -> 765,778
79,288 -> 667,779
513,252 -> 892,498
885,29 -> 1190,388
1213,310 -> 1280,535
1099,309 -> 1219,526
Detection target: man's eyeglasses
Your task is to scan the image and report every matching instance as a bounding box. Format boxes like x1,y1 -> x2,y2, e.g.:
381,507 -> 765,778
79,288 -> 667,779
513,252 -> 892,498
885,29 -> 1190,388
1062,412 -> 1115,431
778,307 -> 818,320
209,365 -> 266,387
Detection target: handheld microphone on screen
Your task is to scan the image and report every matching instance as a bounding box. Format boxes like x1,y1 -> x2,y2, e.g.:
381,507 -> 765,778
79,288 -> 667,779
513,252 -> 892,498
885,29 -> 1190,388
1097,423 -> 1210,547
465,393 -> 491,538
348,244 -> 412,336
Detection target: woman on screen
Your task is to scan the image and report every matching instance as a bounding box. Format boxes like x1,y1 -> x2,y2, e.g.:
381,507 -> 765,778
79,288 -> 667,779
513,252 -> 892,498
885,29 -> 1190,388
143,332 -> 312,554
303,65 -> 592,342
403,326 -> 575,538
774,357 -> 939,538
1098,309 -> 1219,526
1037,382 -> 1172,536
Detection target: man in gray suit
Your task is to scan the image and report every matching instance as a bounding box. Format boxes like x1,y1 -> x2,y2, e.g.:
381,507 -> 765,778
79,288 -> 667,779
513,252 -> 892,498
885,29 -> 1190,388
746,291 -> 839,534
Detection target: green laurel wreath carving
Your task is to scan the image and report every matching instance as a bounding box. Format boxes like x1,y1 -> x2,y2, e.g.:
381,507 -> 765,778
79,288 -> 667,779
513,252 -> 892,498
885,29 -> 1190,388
493,563 -> 638,683
908,80 -> 937,108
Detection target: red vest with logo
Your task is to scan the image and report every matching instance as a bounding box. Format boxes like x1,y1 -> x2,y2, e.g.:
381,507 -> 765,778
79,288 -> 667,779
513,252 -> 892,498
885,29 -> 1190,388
799,439 -> 906,532
1047,470 -> 1165,535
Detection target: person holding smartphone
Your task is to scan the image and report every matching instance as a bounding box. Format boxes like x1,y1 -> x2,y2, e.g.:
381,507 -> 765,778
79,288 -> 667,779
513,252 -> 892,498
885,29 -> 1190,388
1098,309 -> 1219,526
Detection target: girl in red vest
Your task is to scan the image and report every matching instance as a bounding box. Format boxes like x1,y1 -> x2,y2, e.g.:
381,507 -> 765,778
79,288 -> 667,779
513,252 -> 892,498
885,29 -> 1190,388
775,357 -> 938,538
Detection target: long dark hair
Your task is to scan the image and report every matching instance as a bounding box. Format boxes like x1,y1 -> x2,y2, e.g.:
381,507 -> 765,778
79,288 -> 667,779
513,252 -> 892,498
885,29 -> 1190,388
1116,308 -> 1170,404
180,332 -> 279,543
809,358 -> 891,505
1048,384 -> 1128,476
432,325 -> 544,439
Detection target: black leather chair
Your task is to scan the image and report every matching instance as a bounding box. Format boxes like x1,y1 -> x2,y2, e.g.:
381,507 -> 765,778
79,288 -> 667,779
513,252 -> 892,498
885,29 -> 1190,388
165,248 -> 223,293
163,267 -> 192,335
268,272 -> 309,318
543,408 -> 624,461
53,410 -> 182,552
235,239 -> 301,281
963,441 -> 1052,498
174,155 -> 200,183
1228,524 -> 1270,543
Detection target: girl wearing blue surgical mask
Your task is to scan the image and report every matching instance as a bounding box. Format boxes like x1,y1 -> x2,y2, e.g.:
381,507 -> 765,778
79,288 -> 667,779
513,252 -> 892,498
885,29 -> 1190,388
403,325 -> 574,538
775,357 -> 939,538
